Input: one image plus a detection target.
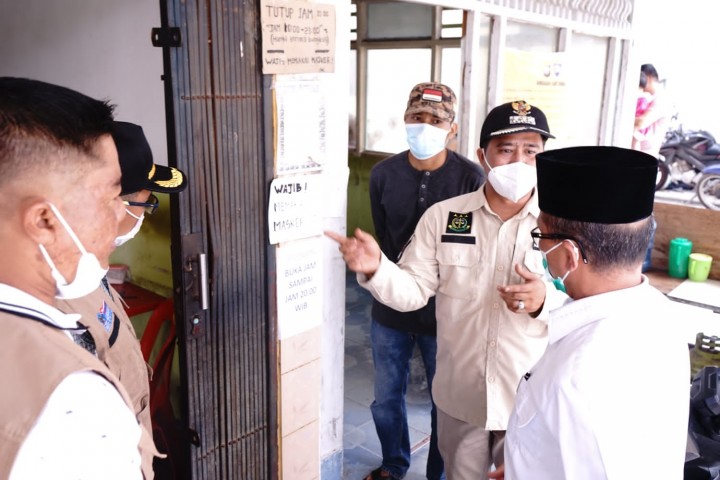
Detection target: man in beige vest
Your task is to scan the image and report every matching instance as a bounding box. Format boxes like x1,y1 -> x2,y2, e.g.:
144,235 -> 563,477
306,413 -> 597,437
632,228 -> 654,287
0,77 -> 152,479
57,121 -> 187,476
327,101 -> 563,479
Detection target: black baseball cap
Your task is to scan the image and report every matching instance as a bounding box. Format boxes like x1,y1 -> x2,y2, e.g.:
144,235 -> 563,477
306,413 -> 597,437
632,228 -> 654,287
111,121 -> 187,195
479,100 -> 554,147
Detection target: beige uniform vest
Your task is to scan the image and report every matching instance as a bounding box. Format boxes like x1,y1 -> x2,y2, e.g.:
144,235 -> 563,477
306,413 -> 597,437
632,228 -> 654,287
57,284 -> 162,475
0,310 -> 156,479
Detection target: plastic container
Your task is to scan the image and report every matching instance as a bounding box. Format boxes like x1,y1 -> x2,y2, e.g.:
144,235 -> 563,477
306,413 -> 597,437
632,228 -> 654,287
668,237 -> 693,278
688,253 -> 713,282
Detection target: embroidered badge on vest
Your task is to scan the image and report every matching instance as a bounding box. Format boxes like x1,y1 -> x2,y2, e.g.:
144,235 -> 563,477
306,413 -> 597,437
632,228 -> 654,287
97,301 -> 114,332
446,212 -> 472,234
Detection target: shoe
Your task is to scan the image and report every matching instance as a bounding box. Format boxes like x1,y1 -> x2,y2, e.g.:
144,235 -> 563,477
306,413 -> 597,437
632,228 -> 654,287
363,466 -> 400,480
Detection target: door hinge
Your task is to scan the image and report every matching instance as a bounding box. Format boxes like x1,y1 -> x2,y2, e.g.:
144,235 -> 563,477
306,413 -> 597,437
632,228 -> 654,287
151,27 -> 181,48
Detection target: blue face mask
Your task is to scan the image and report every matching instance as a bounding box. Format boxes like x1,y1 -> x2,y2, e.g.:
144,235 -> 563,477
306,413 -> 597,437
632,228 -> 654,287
405,123 -> 450,160
538,240 -> 572,293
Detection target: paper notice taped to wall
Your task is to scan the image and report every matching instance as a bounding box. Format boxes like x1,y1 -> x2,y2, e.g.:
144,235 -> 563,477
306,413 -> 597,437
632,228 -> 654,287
261,0 -> 336,74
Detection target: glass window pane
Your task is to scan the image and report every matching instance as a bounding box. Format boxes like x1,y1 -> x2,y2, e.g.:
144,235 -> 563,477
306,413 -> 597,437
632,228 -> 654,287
365,49 -> 432,153
506,21 -> 558,52
442,27 -> 462,39
442,8 -> 463,26
350,1 -> 357,41
441,9 -> 463,39
367,2 -> 433,40
566,33 -> 608,145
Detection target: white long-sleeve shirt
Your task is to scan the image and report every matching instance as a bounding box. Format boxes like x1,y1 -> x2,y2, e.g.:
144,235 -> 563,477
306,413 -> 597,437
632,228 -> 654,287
504,278 -> 690,479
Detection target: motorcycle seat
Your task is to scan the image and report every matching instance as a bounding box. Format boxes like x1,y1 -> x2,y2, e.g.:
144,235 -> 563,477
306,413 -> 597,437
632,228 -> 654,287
706,143 -> 720,156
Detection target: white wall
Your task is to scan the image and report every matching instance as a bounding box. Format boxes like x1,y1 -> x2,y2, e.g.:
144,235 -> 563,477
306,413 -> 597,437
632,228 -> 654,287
0,0 -> 168,165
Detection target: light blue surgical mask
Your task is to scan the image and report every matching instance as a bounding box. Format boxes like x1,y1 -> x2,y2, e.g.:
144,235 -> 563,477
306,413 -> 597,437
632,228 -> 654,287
405,123 -> 450,160
538,240 -> 574,293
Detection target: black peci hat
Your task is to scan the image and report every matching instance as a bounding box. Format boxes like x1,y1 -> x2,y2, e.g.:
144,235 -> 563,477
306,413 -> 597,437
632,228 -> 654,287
536,146 -> 657,224
479,100 -> 554,146
111,121 -> 187,195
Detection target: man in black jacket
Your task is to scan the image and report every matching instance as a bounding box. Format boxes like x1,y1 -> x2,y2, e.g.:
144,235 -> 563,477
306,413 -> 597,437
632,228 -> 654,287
364,82 -> 485,480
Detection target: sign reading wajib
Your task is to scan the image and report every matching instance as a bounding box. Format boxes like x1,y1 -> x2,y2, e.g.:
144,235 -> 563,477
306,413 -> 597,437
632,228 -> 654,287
268,174 -> 322,244
260,0 -> 336,74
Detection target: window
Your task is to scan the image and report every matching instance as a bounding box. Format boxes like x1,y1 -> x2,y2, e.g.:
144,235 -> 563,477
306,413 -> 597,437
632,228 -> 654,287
350,1 -> 466,154
506,21 -> 558,52
365,48 -> 432,153
366,2 -> 433,40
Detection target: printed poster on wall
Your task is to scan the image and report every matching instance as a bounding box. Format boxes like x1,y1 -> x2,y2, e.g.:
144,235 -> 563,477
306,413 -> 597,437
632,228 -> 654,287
502,49 -> 571,147
260,0 -> 336,74
276,237 -> 323,339
268,173 -> 322,244
274,78 -> 327,174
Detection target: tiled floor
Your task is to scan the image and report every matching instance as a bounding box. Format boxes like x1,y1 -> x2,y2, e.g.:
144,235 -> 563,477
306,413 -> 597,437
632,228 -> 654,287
343,270 -> 433,480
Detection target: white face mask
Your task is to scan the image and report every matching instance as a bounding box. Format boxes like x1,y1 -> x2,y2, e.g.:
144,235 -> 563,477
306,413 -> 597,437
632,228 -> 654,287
405,123 -> 450,160
38,203 -> 109,300
484,154 -> 537,202
114,209 -> 145,247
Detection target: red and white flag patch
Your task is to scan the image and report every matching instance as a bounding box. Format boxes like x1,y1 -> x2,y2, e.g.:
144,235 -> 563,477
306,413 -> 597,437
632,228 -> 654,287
421,88 -> 443,103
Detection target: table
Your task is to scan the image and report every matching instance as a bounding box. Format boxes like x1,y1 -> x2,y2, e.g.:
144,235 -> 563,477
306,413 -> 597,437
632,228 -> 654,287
646,269 -> 720,343
646,269 -> 720,314
667,279 -> 720,314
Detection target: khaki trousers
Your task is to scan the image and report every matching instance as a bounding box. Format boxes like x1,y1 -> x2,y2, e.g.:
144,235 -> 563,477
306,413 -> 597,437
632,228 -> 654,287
437,407 -> 505,480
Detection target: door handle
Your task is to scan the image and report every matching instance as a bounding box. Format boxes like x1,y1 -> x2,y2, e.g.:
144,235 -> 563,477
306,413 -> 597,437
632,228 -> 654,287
198,252 -> 209,311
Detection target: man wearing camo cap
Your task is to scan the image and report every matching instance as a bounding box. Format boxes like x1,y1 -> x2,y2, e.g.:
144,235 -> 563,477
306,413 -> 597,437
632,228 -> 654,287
360,82 -> 484,480
328,100 -> 564,479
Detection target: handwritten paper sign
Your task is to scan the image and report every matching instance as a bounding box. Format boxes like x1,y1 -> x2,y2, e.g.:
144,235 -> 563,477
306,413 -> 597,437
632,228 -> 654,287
276,237 -> 323,338
268,174 -> 322,244
260,0 -> 336,74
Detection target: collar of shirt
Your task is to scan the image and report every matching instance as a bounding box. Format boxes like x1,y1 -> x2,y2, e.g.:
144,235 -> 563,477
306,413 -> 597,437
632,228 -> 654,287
0,283 -> 82,329
547,276 -> 650,344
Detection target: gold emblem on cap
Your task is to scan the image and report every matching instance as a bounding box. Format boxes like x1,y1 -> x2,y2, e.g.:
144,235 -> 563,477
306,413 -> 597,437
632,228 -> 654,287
511,101 -> 532,116
154,167 -> 184,188
147,164 -> 156,180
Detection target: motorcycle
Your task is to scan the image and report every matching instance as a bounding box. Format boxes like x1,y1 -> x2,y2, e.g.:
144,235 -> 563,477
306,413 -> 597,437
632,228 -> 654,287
685,365 -> 720,479
656,128 -> 720,195
696,163 -> 720,211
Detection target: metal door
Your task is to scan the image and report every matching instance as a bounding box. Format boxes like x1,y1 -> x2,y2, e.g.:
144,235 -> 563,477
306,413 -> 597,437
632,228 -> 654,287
155,0 -> 277,477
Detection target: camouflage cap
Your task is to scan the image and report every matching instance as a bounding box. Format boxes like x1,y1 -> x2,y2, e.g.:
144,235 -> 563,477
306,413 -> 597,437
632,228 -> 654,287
404,82 -> 456,122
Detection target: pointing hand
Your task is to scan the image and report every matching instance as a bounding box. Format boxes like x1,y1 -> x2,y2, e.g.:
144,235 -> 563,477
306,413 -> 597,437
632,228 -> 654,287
324,228 -> 382,277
